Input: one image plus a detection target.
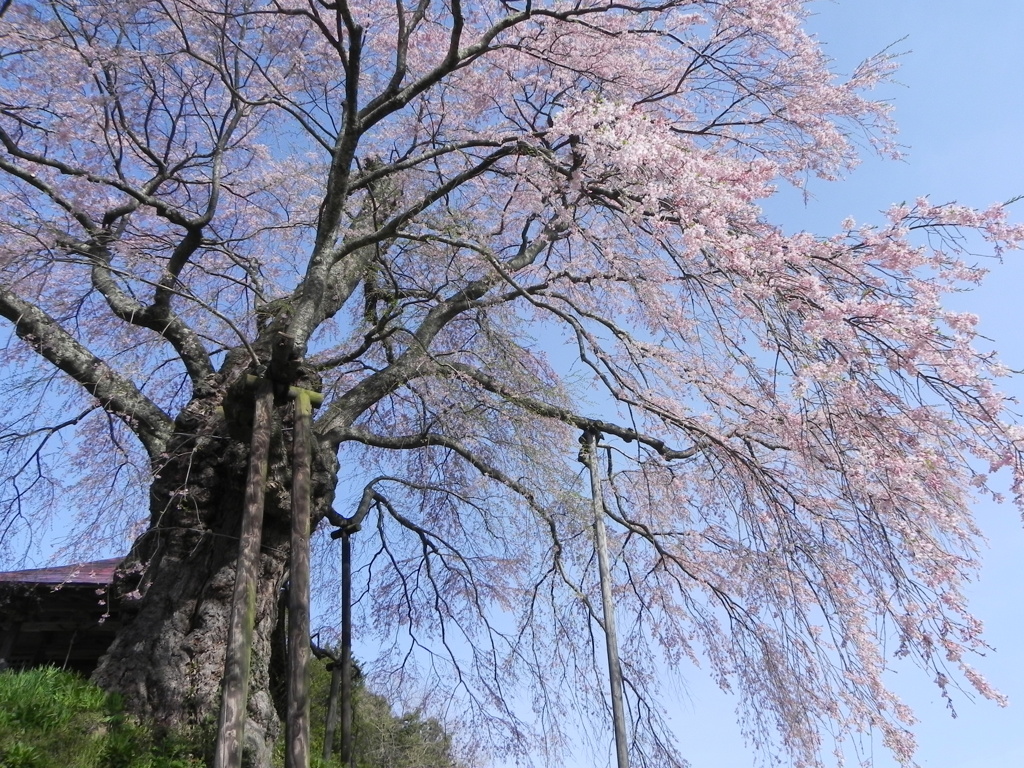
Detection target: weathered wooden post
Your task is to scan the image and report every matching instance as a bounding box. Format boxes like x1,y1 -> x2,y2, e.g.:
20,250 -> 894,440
214,379 -> 275,768
216,330 -> 323,768
286,385 -> 323,768
580,427 -> 630,768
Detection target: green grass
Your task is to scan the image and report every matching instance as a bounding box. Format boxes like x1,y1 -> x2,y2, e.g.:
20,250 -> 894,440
0,663 -> 459,768
0,667 -> 205,768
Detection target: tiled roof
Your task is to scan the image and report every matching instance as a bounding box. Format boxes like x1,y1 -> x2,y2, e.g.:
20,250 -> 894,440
0,558 -> 122,585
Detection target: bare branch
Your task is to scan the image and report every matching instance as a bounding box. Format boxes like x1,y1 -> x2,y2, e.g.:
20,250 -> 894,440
0,284 -> 172,457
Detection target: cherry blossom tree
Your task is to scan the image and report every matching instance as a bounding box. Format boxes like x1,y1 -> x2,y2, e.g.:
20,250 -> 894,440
1,1 -> 1022,766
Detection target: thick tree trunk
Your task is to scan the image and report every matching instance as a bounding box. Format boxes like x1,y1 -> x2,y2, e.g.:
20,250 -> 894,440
92,392 -> 337,767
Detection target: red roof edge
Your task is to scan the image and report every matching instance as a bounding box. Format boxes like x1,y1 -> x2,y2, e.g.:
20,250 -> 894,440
0,557 -> 123,586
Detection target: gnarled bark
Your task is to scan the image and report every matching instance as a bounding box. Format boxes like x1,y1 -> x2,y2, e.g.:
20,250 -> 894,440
92,392 -> 338,767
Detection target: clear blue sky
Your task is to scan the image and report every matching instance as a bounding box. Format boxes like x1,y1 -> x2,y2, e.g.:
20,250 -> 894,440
660,2 -> 1024,767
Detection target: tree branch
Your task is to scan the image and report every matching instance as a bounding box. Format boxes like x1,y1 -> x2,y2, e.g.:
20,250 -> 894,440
0,284 -> 173,458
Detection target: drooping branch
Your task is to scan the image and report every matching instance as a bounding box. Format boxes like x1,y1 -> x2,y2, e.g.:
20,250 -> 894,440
0,128 -> 199,229
434,361 -> 702,461
337,426 -> 545,509
356,3 -> 534,127
0,284 -> 173,458
314,221 -> 566,437
85,233 -> 217,389
1,100 -> 224,389
289,142 -> 526,351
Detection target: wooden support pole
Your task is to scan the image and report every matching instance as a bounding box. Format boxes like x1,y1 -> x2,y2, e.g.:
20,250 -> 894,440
215,380 -> 275,768
582,428 -> 630,768
322,657 -> 342,761
339,527 -> 354,768
286,389 -> 314,768
326,486 -> 374,766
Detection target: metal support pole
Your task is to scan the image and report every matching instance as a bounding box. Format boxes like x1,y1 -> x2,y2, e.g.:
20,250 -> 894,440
582,428 -> 630,768
286,389 -> 314,768
215,380 -> 275,768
